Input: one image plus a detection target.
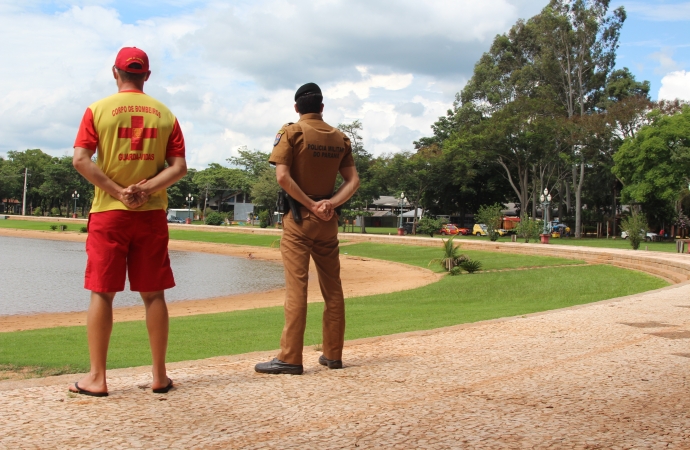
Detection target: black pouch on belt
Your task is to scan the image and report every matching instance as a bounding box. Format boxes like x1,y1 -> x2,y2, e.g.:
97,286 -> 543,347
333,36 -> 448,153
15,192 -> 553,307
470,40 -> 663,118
280,190 -> 302,223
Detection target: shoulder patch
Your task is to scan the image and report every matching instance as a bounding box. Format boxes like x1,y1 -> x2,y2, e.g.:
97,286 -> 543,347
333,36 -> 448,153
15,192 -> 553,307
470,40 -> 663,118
274,123 -> 295,146
274,129 -> 285,146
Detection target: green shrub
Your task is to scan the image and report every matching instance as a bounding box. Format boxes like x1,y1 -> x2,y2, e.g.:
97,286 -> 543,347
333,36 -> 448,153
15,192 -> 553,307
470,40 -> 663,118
258,210 -> 270,228
514,217 -> 542,243
33,207 -> 42,216
49,225 -> 57,231
475,203 -> 504,241
449,266 -> 462,276
50,207 -> 61,217
80,226 -> 88,233
460,260 -> 482,274
204,211 -> 224,226
621,211 -> 647,250
417,217 -> 444,237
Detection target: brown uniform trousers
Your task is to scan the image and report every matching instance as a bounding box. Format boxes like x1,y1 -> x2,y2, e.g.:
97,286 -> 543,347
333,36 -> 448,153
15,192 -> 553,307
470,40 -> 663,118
277,207 -> 345,365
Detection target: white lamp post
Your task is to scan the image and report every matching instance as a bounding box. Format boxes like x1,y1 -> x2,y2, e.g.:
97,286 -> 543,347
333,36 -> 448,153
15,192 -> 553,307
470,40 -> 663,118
71,190 -> 79,218
540,188 -> 551,242
398,192 -> 405,236
185,194 -> 194,224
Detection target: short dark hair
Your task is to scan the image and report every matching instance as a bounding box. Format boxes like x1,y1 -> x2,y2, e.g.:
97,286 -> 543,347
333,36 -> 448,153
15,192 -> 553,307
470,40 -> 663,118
116,67 -> 147,83
296,93 -> 323,114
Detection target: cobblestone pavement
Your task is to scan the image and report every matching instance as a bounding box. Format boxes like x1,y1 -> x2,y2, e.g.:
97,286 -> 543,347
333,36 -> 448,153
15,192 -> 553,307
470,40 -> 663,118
1,283 -> 688,449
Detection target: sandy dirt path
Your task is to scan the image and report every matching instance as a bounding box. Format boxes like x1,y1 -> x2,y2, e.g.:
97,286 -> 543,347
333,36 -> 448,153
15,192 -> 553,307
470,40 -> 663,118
0,276 -> 687,447
0,228 -> 440,332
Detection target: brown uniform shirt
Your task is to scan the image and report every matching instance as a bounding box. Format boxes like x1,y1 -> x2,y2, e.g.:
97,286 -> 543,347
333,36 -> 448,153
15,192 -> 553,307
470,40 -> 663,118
269,113 -> 355,197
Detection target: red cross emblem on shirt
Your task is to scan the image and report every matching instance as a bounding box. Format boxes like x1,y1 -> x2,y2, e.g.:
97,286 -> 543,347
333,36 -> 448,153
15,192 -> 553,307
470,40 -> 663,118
118,116 -> 157,151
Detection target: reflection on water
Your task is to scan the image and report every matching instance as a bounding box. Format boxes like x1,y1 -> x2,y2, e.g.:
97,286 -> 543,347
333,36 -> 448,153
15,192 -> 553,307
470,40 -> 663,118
0,236 -> 284,316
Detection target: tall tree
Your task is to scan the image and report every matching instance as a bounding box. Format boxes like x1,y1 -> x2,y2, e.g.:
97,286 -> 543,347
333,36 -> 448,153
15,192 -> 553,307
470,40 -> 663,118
337,120 -> 379,233
227,146 -> 271,178
612,107 -> 690,220
193,163 -> 251,213
536,0 -> 626,236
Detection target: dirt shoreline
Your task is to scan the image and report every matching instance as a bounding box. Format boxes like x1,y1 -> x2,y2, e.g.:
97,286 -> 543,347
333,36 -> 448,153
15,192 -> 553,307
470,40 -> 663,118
0,228 -> 440,332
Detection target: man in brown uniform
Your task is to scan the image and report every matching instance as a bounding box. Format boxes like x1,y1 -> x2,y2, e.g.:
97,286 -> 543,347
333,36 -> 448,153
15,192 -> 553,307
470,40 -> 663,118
255,82 -> 360,375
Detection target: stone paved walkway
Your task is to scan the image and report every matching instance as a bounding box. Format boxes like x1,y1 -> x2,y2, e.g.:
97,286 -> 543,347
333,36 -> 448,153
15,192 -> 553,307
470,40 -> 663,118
1,282 -> 689,449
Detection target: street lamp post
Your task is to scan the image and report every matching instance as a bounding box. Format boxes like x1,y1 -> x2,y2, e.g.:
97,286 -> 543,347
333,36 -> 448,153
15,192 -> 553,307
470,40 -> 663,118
71,190 -> 79,218
185,194 -> 194,224
398,192 -> 405,236
540,188 -> 551,243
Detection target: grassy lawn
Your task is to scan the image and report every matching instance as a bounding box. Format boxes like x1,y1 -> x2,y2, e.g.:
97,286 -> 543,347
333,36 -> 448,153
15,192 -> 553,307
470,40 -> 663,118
0,218 -> 86,232
169,229 -> 279,247
448,233 -> 677,252
341,243 -> 584,272
0,264 -> 666,374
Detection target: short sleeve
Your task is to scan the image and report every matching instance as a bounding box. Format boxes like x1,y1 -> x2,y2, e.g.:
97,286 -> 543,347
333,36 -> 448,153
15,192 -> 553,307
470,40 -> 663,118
339,135 -> 355,169
74,107 -> 98,151
268,125 -> 293,166
165,118 -> 186,158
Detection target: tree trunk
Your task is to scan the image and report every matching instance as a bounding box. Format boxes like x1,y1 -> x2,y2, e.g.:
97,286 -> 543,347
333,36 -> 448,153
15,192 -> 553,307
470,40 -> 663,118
558,179 -> 565,221
573,162 -> 585,238
531,175 -> 537,219
612,182 -> 617,237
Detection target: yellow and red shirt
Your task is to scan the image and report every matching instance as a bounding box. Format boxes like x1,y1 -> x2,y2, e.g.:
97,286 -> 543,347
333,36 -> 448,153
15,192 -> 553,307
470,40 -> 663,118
74,90 -> 185,213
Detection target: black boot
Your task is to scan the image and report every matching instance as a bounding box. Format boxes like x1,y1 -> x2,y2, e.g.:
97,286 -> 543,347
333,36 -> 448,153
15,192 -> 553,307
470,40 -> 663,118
318,354 -> 343,369
255,358 -> 304,375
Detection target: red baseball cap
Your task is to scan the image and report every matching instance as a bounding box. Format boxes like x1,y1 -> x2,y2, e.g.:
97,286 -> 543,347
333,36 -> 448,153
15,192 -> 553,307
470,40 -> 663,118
114,47 -> 149,73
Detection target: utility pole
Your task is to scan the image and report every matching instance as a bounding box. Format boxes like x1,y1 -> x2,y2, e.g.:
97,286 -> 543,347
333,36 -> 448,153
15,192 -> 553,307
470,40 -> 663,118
202,184 -> 210,220
22,168 -> 28,216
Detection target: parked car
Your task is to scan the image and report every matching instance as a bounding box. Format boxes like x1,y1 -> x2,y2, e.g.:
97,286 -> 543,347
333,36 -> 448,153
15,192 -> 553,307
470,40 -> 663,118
621,229 -> 658,241
456,227 -> 470,235
402,222 -> 414,235
167,216 -> 186,224
439,224 -> 461,235
472,224 -> 508,236
472,224 -> 488,236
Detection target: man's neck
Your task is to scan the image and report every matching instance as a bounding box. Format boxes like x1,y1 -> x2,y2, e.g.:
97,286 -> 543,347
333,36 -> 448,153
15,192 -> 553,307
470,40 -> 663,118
117,81 -> 144,93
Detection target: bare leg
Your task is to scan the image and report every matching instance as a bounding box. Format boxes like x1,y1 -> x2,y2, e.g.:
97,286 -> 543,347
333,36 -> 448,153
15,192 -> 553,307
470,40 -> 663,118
140,290 -> 169,390
69,291 -> 115,394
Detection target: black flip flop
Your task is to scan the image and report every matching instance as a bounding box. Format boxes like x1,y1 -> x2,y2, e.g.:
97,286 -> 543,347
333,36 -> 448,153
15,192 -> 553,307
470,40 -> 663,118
71,382 -> 108,397
152,378 -> 174,394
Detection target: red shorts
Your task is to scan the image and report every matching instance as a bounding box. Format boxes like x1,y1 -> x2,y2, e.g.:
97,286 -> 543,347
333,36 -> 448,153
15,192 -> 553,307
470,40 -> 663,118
85,209 -> 175,293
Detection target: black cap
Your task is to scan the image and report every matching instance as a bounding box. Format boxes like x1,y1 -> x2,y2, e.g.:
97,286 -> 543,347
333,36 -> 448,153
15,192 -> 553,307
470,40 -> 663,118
294,82 -> 322,101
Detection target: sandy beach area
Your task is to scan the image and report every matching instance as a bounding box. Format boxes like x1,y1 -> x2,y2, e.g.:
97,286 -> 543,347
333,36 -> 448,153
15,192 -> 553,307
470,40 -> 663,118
0,228 -> 440,332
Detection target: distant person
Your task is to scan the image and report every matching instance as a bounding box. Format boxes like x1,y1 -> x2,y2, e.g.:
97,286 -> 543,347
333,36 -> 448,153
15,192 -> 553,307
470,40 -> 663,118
70,47 -> 187,396
254,82 -> 360,375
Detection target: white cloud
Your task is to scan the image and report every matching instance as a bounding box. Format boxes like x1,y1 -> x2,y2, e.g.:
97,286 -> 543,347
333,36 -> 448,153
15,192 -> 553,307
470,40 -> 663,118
658,71 -> 690,101
0,0 -> 548,167
649,48 -> 681,75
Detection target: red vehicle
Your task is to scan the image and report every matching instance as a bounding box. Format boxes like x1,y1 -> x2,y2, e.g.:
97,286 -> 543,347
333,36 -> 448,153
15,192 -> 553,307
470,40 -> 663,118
439,224 -> 461,236
456,227 -> 470,235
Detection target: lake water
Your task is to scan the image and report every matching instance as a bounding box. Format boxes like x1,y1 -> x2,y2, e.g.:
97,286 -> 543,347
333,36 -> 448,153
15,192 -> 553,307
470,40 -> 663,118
0,236 -> 285,316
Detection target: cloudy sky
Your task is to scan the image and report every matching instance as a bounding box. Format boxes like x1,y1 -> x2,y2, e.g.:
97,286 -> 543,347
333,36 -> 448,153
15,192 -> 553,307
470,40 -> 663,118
1,0 -> 689,168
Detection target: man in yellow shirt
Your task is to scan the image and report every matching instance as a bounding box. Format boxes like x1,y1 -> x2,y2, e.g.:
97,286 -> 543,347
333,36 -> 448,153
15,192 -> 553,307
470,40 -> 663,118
69,47 -> 187,396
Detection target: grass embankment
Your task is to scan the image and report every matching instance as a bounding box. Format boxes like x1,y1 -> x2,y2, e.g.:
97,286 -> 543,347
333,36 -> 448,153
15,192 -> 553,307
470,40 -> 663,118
169,229 -> 279,247
0,219 -> 85,231
447,234 -> 676,252
341,242 -> 582,272
1,219 -> 679,253
0,240 -> 666,374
